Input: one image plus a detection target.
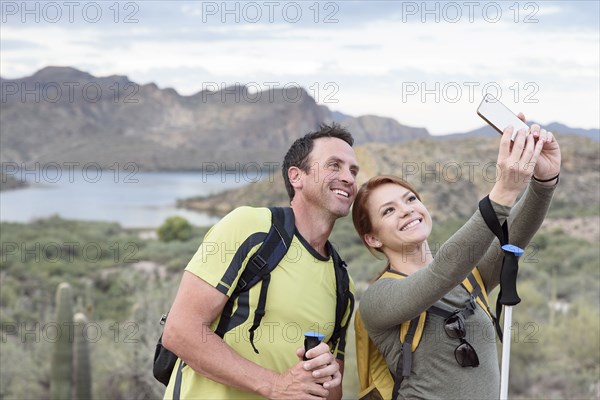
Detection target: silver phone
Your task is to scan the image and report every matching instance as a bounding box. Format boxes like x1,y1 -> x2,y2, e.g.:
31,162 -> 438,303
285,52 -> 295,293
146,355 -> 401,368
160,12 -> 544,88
477,94 -> 529,140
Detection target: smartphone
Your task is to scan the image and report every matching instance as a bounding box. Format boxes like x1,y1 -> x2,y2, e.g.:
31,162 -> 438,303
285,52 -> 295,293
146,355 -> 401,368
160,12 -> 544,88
477,94 -> 529,140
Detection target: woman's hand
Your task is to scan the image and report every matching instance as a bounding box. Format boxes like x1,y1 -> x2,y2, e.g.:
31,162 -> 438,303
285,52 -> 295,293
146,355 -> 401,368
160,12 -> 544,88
489,120 -> 544,206
528,123 -> 561,183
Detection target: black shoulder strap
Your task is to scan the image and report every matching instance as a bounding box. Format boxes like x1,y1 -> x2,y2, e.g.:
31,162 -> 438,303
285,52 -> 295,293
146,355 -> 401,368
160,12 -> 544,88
328,244 -> 354,359
479,196 -> 522,340
391,315 -> 420,400
215,207 -> 295,353
235,207 -> 295,293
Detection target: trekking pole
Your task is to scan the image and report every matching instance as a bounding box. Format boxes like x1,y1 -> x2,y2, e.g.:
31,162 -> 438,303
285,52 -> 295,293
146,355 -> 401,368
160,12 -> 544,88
498,244 -> 524,400
499,306 -> 513,399
478,196 -> 524,400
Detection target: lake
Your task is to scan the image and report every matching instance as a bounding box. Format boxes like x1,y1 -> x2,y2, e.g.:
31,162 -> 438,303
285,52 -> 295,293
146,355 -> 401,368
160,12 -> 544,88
0,169 -> 252,228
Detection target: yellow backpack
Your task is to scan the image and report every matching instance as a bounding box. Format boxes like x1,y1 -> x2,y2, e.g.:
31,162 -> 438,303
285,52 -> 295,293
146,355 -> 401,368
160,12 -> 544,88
355,267 -> 496,400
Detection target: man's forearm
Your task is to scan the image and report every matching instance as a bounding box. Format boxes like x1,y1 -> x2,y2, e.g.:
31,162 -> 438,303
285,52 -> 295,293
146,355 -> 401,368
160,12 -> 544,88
165,322 -> 277,397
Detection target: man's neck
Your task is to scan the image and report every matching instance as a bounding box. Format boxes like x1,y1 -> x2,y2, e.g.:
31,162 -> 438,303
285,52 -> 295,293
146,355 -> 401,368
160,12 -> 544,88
291,204 -> 336,257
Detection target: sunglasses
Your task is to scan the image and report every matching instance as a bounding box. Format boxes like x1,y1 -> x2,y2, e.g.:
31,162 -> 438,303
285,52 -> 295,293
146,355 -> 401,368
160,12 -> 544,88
444,313 -> 480,368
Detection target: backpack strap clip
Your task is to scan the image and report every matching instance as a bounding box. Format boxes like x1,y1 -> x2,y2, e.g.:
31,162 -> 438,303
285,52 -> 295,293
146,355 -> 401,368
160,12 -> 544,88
250,254 -> 268,271
236,277 -> 248,291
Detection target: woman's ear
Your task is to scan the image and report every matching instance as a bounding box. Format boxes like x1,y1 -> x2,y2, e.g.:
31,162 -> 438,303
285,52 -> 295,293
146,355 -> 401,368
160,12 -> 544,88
364,234 -> 382,249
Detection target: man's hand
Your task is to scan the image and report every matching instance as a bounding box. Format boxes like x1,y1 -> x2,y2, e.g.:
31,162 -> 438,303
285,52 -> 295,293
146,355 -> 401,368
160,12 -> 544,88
297,343 -> 341,389
267,342 -> 341,399
269,361 -> 330,400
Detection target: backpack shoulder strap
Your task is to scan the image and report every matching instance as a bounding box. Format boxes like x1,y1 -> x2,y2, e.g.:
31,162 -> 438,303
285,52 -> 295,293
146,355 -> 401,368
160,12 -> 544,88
379,271 -> 429,353
235,207 -> 295,293
328,244 -> 354,359
461,268 -> 491,317
461,267 -> 502,340
215,207 -> 295,352
392,315 -> 420,400
375,271 -> 424,400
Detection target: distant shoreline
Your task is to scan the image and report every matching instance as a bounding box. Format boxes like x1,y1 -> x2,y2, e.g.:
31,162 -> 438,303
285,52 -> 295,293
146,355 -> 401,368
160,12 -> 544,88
0,173 -> 28,192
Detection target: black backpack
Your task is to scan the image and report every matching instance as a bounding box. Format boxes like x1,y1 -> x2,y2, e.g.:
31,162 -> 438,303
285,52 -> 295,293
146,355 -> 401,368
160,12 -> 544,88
153,206 -> 354,386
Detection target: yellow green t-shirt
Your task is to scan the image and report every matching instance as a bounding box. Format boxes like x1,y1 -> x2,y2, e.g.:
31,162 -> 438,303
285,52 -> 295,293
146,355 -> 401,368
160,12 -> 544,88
164,206 -> 353,400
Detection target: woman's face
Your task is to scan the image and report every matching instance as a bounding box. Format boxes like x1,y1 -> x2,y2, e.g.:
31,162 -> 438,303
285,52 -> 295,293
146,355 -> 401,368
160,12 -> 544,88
364,183 -> 432,251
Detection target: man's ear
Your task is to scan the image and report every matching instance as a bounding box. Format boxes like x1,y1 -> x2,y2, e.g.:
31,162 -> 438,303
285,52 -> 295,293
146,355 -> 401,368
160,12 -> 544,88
288,166 -> 303,190
364,234 -> 382,249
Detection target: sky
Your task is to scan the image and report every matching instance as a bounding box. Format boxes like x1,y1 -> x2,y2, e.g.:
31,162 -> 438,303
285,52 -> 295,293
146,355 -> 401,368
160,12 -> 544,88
1,0 -> 599,135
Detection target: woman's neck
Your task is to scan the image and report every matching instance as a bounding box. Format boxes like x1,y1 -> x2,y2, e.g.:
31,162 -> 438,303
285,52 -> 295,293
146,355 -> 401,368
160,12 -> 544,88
386,241 -> 434,275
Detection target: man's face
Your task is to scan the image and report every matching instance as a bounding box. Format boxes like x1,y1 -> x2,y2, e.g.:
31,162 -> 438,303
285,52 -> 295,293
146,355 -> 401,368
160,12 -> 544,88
297,137 -> 359,218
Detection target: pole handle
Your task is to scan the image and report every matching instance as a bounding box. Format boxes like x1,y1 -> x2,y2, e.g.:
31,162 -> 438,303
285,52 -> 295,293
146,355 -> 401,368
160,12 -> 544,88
303,332 -> 324,361
498,251 -> 522,306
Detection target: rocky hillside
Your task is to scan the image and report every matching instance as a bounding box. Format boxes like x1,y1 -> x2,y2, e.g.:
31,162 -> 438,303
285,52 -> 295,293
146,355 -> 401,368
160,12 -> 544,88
180,135 -> 600,222
0,66 -> 430,170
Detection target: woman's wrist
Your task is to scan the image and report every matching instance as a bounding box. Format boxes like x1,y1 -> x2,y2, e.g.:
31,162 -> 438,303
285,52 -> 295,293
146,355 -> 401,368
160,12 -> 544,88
489,185 -> 520,207
532,173 -> 560,186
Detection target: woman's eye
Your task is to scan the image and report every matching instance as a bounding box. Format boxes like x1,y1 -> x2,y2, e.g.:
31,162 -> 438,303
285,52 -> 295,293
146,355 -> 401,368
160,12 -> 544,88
408,195 -> 417,202
383,207 -> 394,216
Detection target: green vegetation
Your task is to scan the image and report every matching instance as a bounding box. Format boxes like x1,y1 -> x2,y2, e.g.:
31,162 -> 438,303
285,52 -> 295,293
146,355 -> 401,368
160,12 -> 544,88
1,199 -> 598,399
0,217 -> 209,399
157,216 -> 193,243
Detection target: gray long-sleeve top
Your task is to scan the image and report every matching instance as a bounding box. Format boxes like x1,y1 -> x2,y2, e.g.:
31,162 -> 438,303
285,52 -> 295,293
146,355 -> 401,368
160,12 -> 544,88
359,180 -> 557,400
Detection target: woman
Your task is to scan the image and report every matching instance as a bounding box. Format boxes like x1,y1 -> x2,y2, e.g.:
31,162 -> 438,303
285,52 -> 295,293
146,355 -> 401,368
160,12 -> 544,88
353,122 -> 561,399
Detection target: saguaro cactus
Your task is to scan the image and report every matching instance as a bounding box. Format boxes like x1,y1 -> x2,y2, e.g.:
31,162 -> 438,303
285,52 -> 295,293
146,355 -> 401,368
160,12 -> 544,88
73,312 -> 92,400
50,282 -> 74,400
82,278 -> 94,319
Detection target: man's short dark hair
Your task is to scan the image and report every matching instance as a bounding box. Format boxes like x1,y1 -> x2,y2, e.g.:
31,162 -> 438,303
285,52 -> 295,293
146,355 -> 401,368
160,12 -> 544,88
282,123 -> 354,201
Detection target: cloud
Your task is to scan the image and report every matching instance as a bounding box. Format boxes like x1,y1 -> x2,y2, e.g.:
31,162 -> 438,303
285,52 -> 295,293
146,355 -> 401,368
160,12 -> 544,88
0,1 -> 597,133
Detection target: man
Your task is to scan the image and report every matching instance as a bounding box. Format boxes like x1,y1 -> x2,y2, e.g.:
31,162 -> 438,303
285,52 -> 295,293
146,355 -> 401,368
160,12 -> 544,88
162,124 -> 359,399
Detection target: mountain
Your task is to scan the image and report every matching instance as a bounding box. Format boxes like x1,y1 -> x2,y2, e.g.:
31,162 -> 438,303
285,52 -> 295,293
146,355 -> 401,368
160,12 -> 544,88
0,66 -> 430,170
2,66 -> 596,171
